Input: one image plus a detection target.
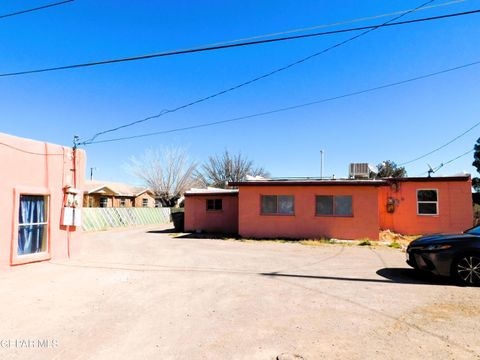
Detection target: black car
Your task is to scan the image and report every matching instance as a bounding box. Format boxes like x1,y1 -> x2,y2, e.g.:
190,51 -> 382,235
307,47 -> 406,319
406,225 -> 480,285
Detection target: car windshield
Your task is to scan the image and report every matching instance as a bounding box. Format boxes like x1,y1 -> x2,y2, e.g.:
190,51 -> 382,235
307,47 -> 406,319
465,225 -> 480,236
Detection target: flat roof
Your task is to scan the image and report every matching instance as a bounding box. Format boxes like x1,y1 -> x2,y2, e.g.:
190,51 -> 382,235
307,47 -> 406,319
184,188 -> 239,197
229,175 -> 471,187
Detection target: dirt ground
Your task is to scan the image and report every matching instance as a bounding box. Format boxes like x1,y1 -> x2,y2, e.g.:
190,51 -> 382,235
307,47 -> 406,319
0,225 -> 479,360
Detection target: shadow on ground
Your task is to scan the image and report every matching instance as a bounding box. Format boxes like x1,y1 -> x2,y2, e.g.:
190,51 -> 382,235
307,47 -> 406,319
260,268 -> 456,286
376,268 -> 455,286
146,229 -> 240,239
146,228 -> 177,234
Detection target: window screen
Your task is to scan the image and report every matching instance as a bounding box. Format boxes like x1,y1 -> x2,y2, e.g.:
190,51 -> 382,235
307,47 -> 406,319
316,195 -> 352,216
261,195 -> 294,215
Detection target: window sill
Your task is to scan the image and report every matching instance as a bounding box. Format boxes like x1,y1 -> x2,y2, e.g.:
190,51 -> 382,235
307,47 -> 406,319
11,252 -> 50,266
315,214 -> 353,218
260,213 -> 295,216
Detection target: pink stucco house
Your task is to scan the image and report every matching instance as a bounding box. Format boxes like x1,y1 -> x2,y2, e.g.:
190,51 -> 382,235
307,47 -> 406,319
0,132 -> 86,267
184,188 -> 239,234
184,176 -> 473,240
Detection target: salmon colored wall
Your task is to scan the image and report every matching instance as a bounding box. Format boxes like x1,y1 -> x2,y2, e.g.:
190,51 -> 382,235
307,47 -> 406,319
238,185 -> 380,240
185,195 -> 238,233
0,132 -> 86,267
379,179 -> 473,235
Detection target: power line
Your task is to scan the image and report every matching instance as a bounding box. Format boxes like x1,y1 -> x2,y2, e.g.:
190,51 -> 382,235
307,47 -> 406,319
80,0 -> 438,144
0,0 -> 74,20
399,121 -> 480,166
83,59 -> 480,145
206,0 -> 468,48
0,142 -> 64,156
5,6 -> 478,82
417,149 -> 475,175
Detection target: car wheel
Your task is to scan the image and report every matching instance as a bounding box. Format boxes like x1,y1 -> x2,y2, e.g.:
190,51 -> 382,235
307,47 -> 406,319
452,254 -> 480,286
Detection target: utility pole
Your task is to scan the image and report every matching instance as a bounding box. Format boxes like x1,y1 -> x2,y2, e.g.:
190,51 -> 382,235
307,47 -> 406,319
320,150 -> 324,179
90,167 -> 96,181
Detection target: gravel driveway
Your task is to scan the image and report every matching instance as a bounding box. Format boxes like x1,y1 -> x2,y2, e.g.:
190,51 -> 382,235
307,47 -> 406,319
0,225 -> 478,360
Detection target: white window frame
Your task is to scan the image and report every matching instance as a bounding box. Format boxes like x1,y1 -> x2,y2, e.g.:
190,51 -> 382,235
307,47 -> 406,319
142,198 -> 149,207
416,189 -> 439,216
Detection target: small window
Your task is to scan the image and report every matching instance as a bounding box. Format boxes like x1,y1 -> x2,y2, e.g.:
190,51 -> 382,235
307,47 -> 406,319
18,195 -> 48,255
100,197 -> 108,208
261,195 -> 294,215
316,195 -> 352,216
207,199 -> 222,211
142,198 -> 149,207
417,189 -> 438,215
120,198 -> 126,207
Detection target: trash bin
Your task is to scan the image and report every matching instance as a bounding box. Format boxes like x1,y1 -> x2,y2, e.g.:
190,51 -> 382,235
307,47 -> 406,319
171,212 -> 184,232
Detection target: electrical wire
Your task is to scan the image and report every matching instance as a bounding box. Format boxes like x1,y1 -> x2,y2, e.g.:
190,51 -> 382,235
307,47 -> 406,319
399,121 -> 480,166
0,142 -> 64,156
417,149 -> 475,175
83,59 -> 480,145
79,0 -> 438,144
7,6 -> 478,83
202,0 -> 468,48
0,0 -> 74,20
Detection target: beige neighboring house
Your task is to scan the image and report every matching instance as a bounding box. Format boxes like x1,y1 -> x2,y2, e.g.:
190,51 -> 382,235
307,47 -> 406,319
83,180 -> 156,208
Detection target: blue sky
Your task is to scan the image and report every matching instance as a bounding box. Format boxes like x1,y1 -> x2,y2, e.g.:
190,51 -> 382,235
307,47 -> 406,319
1,0 -> 479,184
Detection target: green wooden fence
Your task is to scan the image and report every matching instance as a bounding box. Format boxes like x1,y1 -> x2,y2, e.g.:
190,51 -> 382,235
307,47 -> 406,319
82,207 -> 171,232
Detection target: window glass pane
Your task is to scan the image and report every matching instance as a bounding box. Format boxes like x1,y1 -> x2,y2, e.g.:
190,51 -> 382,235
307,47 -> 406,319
316,196 -> 333,215
335,196 -> 352,216
417,190 -> 437,202
19,195 -> 45,224
18,195 -> 47,255
207,199 -> 214,210
278,196 -> 294,214
418,202 -> 437,215
214,199 -> 222,210
261,196 -> 277,214
100,197 -> 108,207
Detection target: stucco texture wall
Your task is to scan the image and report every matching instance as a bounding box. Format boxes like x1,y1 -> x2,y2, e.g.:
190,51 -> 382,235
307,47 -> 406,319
379,179 -> 473,235
0,133 -> 86,267
238,185 -> 380,240
185,195 -> 238,234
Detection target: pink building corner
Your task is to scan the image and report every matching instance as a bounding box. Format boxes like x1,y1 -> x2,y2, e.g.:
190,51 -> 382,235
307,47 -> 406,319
0,132 -> 86,267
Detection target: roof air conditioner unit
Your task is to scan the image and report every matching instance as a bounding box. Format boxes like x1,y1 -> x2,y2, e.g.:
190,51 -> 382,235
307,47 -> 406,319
349,163 -> 377,179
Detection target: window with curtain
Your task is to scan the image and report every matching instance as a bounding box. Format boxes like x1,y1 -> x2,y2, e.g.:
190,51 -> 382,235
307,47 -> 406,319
18,195 -> 48,255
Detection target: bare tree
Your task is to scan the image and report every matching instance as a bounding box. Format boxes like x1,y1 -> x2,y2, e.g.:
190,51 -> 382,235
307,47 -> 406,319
198,150 -> 269,188
128,147 -> 198,207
